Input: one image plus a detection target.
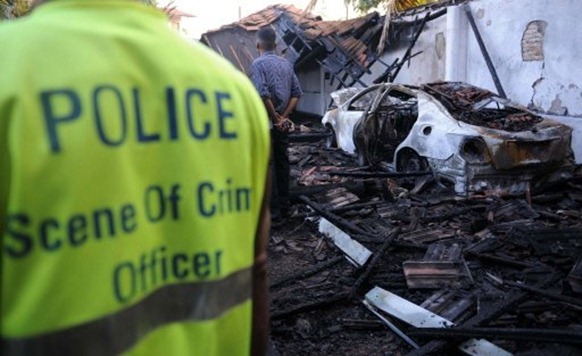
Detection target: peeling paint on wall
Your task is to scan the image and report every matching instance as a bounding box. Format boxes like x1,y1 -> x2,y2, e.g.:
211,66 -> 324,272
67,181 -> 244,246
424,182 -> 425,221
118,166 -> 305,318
476,8 -> 485,19
549,95 -> 568,116
530,77 -> 582,116
522,20 -> 547,61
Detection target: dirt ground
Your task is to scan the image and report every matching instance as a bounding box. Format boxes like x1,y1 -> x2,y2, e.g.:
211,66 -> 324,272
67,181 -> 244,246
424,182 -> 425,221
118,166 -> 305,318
265,125 -> 582,356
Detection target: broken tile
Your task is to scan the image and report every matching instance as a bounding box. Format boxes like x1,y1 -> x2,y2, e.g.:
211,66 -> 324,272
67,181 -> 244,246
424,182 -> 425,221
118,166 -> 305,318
402,243 -> 474,289
323,187 -> 360,208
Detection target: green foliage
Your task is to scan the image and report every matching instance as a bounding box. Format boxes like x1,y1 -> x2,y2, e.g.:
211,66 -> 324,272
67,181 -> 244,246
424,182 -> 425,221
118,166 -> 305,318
347,0 -> 439,13
346,0 -> 385,13
1,0 -> 32,19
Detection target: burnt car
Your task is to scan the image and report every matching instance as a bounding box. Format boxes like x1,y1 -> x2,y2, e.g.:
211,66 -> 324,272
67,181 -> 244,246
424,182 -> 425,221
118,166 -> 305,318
322,82 -> 574,195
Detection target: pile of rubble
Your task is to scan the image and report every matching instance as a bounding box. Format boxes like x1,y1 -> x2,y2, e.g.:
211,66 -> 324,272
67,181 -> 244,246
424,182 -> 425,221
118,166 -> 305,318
268,128 -> 582,355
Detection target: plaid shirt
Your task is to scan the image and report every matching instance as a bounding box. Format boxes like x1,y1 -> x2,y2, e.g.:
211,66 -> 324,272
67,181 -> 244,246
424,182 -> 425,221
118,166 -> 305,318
250,51 -> 302,114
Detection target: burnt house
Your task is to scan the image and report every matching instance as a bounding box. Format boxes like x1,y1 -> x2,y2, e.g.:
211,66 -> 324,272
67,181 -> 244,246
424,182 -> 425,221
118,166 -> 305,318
200,5 -> 387,116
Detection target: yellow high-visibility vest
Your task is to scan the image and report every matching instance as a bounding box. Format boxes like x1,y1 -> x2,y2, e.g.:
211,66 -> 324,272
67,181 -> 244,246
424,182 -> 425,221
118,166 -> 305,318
0,1 -> 270,354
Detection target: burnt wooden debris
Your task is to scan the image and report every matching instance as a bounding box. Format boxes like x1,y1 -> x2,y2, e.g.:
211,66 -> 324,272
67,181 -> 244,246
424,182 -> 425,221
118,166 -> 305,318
268,121 -> 582,355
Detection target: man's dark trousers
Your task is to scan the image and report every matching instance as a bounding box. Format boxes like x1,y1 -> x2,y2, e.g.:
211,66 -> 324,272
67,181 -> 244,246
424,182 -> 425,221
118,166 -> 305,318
270,129 -> 290,219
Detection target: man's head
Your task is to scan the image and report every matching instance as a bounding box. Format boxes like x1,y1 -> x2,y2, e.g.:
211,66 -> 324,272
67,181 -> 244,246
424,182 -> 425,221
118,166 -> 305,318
256,27 -> 276,52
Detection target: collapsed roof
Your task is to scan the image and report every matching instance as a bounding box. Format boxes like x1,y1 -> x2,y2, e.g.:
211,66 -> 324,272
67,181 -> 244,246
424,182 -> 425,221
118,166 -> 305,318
201,3 -> 456,90
200,4 -> 385,89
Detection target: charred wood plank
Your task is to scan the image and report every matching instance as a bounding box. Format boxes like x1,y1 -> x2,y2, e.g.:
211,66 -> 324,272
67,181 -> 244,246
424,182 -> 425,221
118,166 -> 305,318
409,327 -> 582,345
350,228 -> 401,298
465,252 -> 537,269
299,195 -> 371,236
326,170 -> 431,178
330,201 -> 383,214
341,318 -> 385,331
505,280 -> 582,309
516,227 -> 582,241
271,291 -> 350,320
353,233 -> 429,252
290,182 -> 367,202
270,256 -> 344,289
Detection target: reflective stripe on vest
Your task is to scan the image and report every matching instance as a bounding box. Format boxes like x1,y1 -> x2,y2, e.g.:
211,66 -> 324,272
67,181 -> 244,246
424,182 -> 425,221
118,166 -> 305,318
1,268 -> 251,355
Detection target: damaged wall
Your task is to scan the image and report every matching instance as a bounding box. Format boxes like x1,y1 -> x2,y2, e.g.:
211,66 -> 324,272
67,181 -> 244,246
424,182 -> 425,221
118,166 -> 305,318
362,14 -> 447,86
202,1 -> 581,119
358,0 -> 581,118
458,0 -> 582,117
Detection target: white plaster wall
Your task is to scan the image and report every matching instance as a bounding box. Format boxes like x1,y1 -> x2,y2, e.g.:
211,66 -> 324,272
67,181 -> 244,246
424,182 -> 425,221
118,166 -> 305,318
299,0 -> 582,118
465,0 -> 582,116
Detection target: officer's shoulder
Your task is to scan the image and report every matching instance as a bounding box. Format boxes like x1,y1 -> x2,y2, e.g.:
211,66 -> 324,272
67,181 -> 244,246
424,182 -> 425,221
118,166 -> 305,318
0,15 -> 35,44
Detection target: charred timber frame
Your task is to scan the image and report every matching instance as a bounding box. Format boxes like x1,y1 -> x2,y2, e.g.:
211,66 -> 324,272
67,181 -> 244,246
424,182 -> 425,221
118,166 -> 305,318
409,327 -> 582,345
406,272 -> 562,355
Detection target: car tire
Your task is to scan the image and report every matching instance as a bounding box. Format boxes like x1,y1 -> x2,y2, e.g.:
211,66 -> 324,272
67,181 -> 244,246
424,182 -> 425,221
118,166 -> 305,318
398,150 -> 429,173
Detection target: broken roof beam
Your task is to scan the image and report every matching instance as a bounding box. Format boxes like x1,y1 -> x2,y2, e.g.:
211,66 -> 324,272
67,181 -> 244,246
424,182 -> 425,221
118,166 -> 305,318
373,8 -> 447,84
270,256 -> 344,289
464,4 -> 507,98
294,43 -> 326,69
350,228 -> 401,297
409,326 -> 582,345
393,0 -> 464,19
503,279 -> 582,309
299,195 -> 371,237
389,12 -> 431,83
391,8 -> 447,26
467,252 -> 537,269
327,170 -> 431,178
277,13 -> 313,57
326,35 -> 371,75
271,291 -> 350,320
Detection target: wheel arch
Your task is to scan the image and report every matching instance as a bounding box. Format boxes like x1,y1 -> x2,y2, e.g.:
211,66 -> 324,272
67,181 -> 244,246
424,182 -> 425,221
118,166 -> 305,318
396,146 -> 426,171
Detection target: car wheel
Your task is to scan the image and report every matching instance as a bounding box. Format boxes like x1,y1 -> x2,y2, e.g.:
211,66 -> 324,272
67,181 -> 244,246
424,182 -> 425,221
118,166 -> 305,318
399,150 -> 429,173
325,125 -> 337,149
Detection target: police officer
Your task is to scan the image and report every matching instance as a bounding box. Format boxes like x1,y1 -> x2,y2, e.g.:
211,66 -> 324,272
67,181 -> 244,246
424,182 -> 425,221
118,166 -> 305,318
0,1 -> 270,355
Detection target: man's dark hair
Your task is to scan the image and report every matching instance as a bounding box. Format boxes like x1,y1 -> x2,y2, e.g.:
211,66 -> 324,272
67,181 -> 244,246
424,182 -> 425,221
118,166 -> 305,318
257,27 -> 276,51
